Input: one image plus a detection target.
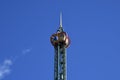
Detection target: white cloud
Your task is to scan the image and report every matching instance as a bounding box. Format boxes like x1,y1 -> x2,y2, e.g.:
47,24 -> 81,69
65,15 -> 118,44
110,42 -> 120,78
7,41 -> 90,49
0,59 -> 12,80
0,48 -> 32,80
22,48 -> 32,55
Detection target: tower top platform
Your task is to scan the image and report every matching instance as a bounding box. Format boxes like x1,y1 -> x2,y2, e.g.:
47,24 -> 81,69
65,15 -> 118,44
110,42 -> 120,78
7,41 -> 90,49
50,13 -> 70,48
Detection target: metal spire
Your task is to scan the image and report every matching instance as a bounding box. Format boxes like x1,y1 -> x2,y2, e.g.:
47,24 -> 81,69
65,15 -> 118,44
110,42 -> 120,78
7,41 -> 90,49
60,12 -> 62,27
57,12 -> 63,32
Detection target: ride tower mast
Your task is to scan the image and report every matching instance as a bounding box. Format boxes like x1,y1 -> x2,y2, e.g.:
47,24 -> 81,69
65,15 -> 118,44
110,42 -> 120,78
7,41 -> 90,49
50,13 -> 70,80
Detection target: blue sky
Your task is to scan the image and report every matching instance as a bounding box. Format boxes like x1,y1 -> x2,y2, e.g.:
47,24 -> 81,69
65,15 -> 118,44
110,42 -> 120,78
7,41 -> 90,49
0,0 -> 120,80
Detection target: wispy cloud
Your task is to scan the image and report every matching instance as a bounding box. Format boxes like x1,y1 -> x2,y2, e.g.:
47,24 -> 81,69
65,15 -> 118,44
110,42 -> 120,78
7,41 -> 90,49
0,59 -> 12,80
0,48 -> 32,80
22,48 -> 32,55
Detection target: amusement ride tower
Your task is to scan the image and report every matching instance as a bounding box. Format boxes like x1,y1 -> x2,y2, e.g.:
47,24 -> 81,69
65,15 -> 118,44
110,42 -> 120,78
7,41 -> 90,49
50,13 -> 70,80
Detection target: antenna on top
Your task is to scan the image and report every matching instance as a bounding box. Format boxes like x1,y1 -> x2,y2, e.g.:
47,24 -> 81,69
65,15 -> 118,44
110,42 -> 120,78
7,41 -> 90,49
60,12 -> 62,27
57,12 -> 63,33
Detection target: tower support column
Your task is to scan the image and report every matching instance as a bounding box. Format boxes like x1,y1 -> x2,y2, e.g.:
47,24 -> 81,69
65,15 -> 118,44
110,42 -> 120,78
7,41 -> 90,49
54,44 -> 66,80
